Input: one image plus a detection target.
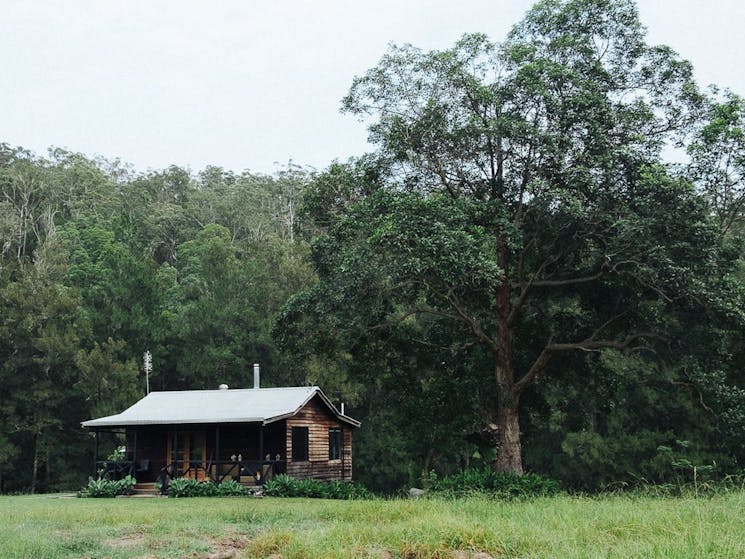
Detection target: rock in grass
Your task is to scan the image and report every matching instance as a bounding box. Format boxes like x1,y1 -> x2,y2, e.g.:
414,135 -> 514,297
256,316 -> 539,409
408,487 -> 425,498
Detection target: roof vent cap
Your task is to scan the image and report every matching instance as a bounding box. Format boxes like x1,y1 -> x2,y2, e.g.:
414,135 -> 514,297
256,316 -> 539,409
218,383 -> 229,390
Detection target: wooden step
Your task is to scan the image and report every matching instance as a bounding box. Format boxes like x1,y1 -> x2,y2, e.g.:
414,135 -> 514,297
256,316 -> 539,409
132,482 -> 160,496
238,475 -> 258,487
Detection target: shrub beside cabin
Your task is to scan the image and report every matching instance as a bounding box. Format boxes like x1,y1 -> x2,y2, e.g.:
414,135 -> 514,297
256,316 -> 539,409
81,372 -> 359,487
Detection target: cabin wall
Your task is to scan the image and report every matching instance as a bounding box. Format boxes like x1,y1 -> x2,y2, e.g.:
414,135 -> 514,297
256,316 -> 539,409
285,396 -> 353,481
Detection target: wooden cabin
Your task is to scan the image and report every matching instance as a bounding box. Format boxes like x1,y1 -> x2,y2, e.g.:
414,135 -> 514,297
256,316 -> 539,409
81,384 -> 360,487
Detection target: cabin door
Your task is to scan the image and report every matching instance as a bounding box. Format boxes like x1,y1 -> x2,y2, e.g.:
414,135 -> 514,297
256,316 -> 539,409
167,430 -> 207,480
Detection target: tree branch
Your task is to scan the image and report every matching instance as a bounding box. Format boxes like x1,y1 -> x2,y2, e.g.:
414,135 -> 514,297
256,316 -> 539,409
530,269 -> 605,287
671,380 -> 714,414
546,331 -> 661,352
514,346 -> 552,394
514,330 -> 662,394
445,290 -> 499,353
369,306 -> 458,330
508,255 -> 555,326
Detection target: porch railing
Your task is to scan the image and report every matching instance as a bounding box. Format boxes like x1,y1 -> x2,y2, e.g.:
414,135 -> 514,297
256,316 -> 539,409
159,459 -> 287,488
97,457 -> 287,489
95,460 -> 136,480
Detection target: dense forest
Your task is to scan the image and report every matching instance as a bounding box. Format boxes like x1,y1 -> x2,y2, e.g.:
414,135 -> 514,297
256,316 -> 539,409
2,0 -> 745,494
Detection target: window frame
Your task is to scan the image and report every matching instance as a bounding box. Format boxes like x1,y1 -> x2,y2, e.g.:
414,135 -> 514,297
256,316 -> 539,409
328,428 -> 342,461
291,426 -> 309,462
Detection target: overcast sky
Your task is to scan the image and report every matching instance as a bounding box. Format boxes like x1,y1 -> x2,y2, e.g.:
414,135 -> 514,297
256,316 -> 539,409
2,1 -> 744,175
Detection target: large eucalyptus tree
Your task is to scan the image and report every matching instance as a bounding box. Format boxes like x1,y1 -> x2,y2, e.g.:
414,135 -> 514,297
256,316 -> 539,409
290,0 -> 726,473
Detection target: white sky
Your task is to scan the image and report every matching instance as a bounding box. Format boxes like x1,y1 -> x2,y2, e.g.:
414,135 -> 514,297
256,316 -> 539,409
2,1 -> 744,175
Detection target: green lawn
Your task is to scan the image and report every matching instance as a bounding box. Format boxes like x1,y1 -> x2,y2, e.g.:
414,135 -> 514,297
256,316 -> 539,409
2,491 -> 744,558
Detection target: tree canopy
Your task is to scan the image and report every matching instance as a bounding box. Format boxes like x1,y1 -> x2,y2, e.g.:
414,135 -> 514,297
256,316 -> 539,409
282,0 -> 745,478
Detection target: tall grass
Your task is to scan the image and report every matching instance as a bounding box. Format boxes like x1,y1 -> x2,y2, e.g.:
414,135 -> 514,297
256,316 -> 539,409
2,491 -> 744,558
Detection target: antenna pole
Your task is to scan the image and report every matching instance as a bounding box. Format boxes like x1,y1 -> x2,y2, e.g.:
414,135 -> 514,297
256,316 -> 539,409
143,350 -> 152,394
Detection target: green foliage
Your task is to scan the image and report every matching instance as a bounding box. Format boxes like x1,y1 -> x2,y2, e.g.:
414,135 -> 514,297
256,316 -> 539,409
263,474 -> 371,499
78,475 -> 136,498
687,88 -> 745,235
281,0 -> 745,484
105,446 -> 126,462
166,476 -> 369,499
167,478 -> 252,498
167,478 -> 216,498
427,468 -> 562,499
214,479 -> 251,497
0,145 -> 315,492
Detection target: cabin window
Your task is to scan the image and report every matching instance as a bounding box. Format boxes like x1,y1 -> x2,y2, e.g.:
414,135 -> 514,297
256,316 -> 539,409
291,426 -> 309,461
328,428 -> 342,460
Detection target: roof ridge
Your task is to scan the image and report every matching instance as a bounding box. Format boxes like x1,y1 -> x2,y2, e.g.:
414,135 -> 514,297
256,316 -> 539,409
147,385 -> 317,394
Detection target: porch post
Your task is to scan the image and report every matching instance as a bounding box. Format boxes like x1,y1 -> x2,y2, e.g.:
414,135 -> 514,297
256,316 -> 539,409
133,430 -> 138,465
93,429 -> 99,479
215,426 -> 220,482
259,424 -> 266,483
340,426 -> 344,481
259,424 -> 265,461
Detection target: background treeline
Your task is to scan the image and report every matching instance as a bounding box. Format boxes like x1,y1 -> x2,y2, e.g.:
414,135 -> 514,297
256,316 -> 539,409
0,148 -> 314,492
1,139 -> 743,494
3,0 -> 745,495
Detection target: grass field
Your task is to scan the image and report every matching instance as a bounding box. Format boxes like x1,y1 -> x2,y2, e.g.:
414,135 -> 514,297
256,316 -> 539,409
2,491 -> 744,559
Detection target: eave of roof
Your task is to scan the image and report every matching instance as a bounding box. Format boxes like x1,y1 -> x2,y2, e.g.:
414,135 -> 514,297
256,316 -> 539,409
81,386 -> 361,429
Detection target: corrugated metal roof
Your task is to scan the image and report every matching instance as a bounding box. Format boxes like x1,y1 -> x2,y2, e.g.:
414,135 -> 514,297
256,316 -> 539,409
81,386 -> 360,428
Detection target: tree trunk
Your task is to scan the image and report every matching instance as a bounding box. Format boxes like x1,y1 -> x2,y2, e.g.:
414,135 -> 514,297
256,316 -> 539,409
494,402 -> 523,474
492,239 -> 524,474
422,447 -> 435,480
45,445 -> 51,489
31,432 -> 39,495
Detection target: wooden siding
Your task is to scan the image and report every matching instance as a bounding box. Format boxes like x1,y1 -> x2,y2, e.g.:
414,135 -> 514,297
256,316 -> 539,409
285,395 -> 353,480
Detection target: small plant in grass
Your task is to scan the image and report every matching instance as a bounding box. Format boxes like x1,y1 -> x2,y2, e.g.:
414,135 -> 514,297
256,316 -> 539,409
263,474 -> 371,499
78,475 -> 136,498
428,468 -> 561,499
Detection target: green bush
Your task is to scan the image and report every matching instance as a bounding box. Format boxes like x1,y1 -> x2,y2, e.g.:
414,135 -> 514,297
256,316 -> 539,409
78,475 -> 136,498
168,478 -> 216,497
427,468 -> 561,499
263,475 -> 371,499
167,478 -> 251,498
215,479 -> 250,496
